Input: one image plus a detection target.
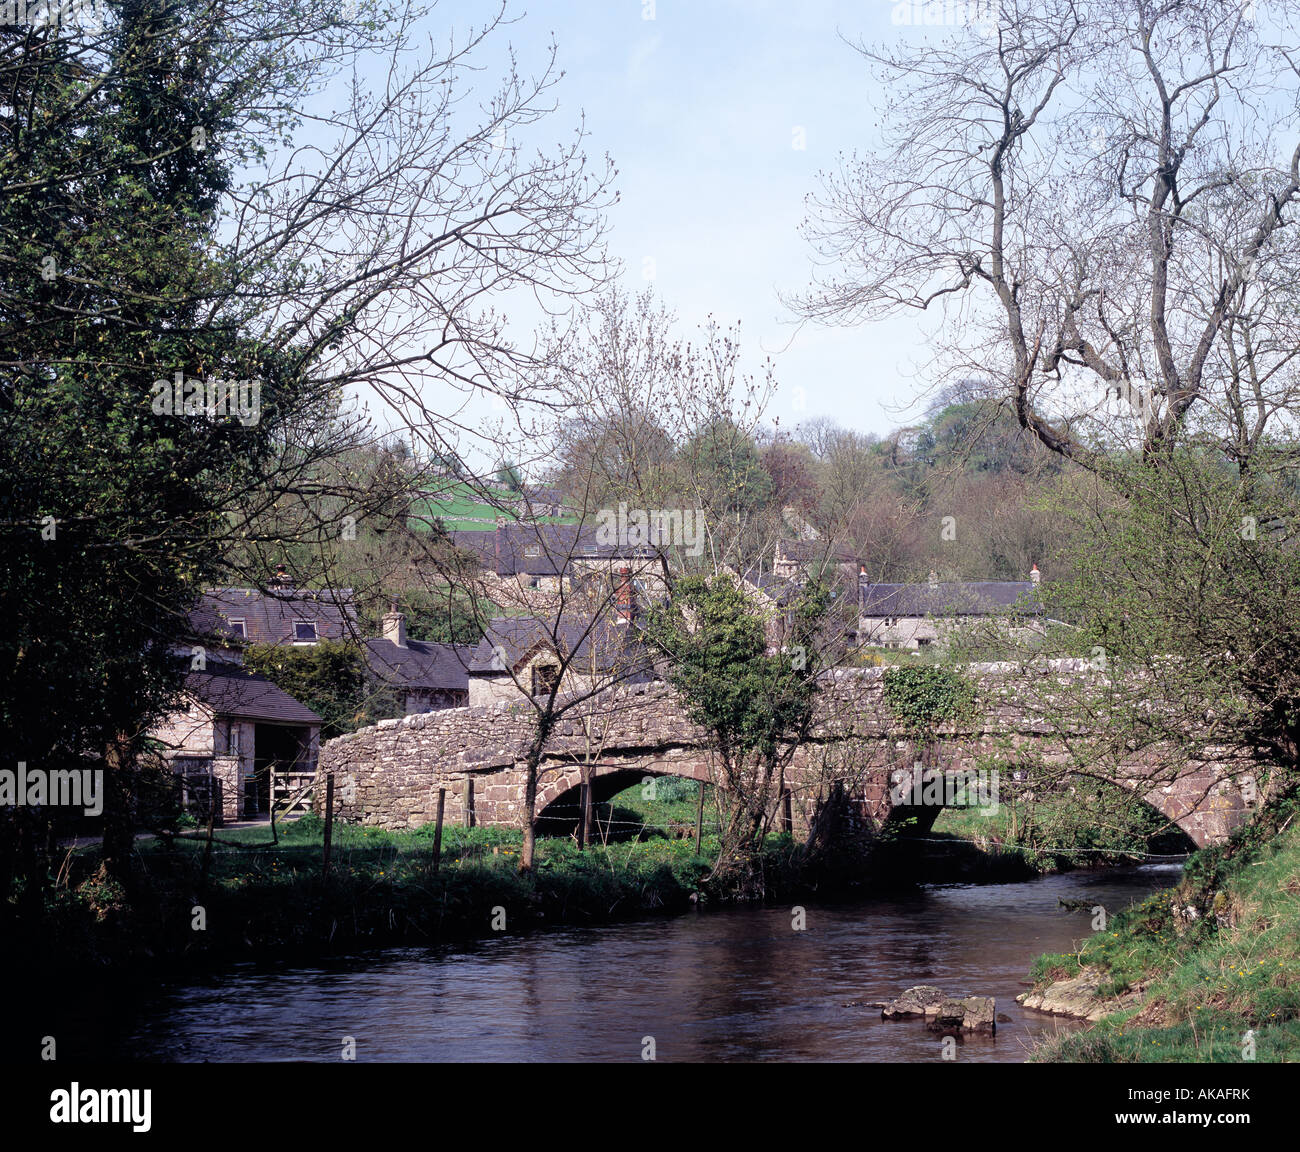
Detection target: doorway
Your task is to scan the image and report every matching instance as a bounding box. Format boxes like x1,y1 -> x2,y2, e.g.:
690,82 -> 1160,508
249,724 -> 304,818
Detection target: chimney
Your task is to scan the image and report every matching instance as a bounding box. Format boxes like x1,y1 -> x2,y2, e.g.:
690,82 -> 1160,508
614,566 -> 634,624
1029,563 -> 1041,585
383,604 -> 408,648
928,569 -> 939,589
269,563 -> 294,591
859,564 -> 867,577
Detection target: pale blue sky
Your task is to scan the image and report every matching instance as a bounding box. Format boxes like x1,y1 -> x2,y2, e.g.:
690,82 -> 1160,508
362,0 -> 946,448
515,0 -> 934,434
310,0 -> 978,462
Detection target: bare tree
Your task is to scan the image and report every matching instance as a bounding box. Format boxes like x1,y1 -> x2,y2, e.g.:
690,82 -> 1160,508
417,512 -> 660,872
793,0 -> 1300,480
538,288 -> 778,574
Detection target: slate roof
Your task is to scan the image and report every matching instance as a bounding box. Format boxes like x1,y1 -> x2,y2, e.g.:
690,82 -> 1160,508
776,539 -> 865,566
365,638 -> 474,691
185,666 -> 322,725
738,565 -> 799,606
468,614 -> 656,680
190,587 -> 357,646
859,581 -> 1042,618
451,523 -> 657,577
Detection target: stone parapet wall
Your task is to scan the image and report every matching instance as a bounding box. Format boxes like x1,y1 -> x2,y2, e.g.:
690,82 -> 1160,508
316,663 -> 1255,845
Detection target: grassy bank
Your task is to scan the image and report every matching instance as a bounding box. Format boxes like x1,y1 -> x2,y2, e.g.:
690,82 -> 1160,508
13,773 -> 868,979
1026,814 -> 1300,1062
24,816 -> 726,974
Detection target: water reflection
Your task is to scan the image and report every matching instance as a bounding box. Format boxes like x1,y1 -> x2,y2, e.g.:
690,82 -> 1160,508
100,865 -> 1180,1062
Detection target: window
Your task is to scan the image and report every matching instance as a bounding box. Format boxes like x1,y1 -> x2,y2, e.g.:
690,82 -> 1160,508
293,621 -> 318,642
532,663 -> 560,697
228,618 -> 246,638
582,544 -> 597,555
524,544 -> 542,558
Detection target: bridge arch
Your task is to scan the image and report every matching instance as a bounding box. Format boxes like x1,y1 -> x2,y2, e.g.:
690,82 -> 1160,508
534,752 -> 713,838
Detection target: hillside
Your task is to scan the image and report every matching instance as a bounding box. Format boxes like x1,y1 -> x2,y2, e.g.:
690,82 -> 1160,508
408,478 -> 577,533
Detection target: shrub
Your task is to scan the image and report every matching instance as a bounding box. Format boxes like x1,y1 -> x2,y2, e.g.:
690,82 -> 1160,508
881,665 -> 977,732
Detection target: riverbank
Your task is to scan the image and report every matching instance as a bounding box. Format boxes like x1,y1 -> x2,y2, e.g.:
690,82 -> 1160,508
15,817 -> 713,975
30,864 -> 1176,1063
7,805 -> 1068,987
1022,811 -> 1300,1061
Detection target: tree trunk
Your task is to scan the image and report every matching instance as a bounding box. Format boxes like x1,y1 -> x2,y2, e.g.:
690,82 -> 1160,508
520,760 -> 539,872
98,733 -> 138,889
578,763 -> 593,851
519,714 -> 556,873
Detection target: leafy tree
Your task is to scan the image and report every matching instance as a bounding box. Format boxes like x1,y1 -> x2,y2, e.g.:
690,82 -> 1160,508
646,573 -> 828,893
242,642 -> 376,738
0,0 -> 316,894
495,459 -> 524,494
1023,446 -> 1300,828
682,419 -> 774,520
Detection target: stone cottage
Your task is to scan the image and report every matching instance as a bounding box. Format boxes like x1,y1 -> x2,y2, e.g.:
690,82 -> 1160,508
466,573 -> 656,707
150,574 -> 352,822
450,522 -> 665,613
858,566 -> 1044,650
364,608 -> 474,713
152,659 -> 322,823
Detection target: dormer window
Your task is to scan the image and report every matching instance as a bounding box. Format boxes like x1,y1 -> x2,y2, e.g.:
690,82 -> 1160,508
524,544 -> 542,558
293,621 -> 318,643
228,619 -> 246,639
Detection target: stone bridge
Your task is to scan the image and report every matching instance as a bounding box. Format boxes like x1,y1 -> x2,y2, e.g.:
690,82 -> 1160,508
317,664 -> 1259,848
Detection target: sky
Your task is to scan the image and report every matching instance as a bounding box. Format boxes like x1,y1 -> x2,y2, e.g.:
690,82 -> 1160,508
522,0 -> 938,432
349,0 -> 953,458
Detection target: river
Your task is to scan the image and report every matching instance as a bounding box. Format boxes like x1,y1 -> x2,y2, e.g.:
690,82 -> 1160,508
78,863 -> 1182,1062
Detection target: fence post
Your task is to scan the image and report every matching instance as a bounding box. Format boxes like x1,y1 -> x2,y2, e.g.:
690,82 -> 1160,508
322,772 -> 335,876
695,781 -> 705,854
432,787 -> 446,875
577,770 -> 590,851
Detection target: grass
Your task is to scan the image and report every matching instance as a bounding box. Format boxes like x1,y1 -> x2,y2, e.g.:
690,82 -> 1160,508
594,778 -> 717,840
1027,817 -> 1300,1062
407,480 -> 577,533
21,816 -> 722,976
1035,1012 -> 1300,1063
930,779 -> 1189,871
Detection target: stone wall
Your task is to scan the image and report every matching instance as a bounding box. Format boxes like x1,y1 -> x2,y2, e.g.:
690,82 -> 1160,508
318,682 -> 706,829
316,663 -> 1257,846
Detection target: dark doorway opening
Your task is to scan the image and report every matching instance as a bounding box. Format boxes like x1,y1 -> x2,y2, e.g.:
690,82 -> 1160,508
249,724 -> 303,818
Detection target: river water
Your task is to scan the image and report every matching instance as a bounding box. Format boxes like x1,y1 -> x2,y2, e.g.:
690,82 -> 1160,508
90,863 -> 1182,1062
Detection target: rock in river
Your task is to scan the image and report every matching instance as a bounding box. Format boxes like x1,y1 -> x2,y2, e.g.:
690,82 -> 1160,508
879,987 -> 997,1032
880,985 -> 947,1018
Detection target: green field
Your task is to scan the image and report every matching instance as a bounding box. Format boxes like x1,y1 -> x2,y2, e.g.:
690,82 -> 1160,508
408,479 -> 576,533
